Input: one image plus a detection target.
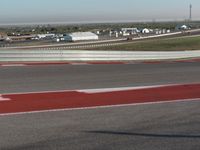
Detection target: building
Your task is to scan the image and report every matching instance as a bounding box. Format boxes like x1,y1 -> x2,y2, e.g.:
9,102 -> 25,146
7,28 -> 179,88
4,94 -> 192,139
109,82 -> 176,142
121,28 -> 139,36
35,34 -> 55,40
63,32 -> 98,42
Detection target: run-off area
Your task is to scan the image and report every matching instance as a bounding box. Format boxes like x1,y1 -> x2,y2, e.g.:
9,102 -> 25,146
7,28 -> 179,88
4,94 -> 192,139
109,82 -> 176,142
0,84 -> 200,116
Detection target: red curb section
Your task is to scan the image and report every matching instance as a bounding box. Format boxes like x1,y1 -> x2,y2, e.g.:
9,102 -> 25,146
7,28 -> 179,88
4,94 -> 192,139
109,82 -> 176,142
1,84 -> 200,115
0,58 -> 200,67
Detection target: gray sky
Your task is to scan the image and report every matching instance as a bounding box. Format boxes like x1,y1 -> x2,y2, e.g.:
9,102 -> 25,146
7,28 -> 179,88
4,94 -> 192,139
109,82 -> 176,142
0,0 -> 199,24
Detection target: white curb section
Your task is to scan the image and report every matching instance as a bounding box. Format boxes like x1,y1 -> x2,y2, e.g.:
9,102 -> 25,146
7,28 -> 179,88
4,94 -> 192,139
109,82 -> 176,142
0,95 -> 11,101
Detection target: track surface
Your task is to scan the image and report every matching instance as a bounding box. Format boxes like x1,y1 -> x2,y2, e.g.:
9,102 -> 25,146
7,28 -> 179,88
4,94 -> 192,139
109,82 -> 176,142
1,62 -> 200,94
0,101 -> 200,150
1,62 -> 200,150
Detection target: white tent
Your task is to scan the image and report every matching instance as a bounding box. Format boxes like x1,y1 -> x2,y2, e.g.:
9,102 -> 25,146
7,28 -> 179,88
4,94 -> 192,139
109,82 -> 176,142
64,32 -> 98,41
180,25 -> 189,30
142,28 -> 150,34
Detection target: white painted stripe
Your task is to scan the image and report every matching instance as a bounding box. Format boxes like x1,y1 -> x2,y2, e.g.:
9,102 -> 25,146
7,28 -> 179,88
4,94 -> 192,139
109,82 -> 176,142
77,85 -> 168,94
0,98 -> 199,117
0,83 -> 196,95
0,95 -> 11,101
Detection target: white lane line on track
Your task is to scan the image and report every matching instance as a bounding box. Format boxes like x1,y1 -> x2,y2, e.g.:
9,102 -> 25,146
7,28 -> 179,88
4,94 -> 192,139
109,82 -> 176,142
0,95 -> 11,101
0,98 -> 199,117
0,83 -> 185,95
77,85 -> 170,94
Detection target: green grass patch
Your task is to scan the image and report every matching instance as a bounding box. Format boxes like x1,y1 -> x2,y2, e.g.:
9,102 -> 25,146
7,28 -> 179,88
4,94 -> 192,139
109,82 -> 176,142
92,36 -> 200,51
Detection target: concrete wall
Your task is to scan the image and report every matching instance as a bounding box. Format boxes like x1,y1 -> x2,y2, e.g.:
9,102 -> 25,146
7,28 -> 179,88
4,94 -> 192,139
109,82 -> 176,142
0,50 -> 200,62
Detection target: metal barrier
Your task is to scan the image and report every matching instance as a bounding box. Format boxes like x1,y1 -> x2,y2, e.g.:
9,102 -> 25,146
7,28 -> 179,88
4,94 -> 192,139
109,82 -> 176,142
0,50 -> 200,62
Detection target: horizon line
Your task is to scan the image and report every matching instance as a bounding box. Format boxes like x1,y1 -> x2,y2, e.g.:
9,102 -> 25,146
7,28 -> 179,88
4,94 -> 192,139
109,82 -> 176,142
0,19 -> 199,27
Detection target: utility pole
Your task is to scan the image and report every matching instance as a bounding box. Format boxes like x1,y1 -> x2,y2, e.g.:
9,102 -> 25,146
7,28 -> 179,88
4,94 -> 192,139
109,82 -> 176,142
189,4 -> 192,21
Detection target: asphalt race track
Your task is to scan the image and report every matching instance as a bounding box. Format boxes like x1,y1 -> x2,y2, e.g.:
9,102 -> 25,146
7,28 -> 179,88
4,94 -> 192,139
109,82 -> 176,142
1,62 -> 200,94
0,62 -> 200,150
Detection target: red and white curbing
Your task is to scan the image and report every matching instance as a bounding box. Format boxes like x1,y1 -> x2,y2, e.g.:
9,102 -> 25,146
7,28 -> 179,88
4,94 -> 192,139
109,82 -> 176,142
0,62 -> 125,67
0,83 -> 200,116
0,58 -> 200,67
0,94 -> 11,101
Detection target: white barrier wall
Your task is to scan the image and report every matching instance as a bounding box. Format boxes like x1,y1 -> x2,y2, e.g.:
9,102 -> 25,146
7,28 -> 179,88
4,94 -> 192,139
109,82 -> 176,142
0,50 -> 200,62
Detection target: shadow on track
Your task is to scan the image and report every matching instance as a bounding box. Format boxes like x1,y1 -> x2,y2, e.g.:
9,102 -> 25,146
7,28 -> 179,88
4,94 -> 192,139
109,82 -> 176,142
86,130 -> 200,139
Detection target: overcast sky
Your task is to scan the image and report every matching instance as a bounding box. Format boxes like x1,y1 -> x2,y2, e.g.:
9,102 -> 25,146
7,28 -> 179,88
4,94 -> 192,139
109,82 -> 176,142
0,0 -> 200,24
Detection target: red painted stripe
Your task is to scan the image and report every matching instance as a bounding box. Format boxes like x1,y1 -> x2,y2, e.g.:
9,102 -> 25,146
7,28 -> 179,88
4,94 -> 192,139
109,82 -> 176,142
0,84 -> 200,114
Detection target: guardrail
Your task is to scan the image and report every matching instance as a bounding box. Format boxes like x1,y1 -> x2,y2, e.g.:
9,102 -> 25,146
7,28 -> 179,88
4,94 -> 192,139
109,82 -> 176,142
1,50 -> 200,62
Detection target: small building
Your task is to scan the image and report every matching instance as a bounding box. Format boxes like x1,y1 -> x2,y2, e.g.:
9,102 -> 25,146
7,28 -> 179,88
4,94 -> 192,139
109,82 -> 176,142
63,32 -> 98,42
154,29 -> 161,35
